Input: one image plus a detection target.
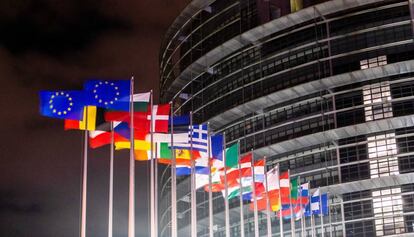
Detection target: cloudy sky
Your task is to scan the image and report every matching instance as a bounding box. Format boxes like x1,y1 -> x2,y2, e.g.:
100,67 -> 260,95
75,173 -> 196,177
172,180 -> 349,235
0,0 -> 189,236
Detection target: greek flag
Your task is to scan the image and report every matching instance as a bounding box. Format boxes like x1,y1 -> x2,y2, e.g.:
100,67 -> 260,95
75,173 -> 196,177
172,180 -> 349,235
172,124 -> 208,152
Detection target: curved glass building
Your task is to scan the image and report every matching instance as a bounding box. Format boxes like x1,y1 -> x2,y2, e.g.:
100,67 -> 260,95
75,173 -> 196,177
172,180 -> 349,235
159,0 -> 414,236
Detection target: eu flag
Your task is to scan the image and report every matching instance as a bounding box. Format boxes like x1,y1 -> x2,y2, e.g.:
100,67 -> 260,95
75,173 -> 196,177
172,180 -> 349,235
39,91 -> 85,120
84,80 -> 131,111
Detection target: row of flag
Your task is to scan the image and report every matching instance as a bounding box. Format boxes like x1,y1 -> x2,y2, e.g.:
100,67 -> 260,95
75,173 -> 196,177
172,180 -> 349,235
39,79 -> 328,224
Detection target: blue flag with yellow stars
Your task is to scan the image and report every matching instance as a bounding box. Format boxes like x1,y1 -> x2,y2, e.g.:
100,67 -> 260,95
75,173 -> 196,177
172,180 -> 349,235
84,79 -> 131,111
39,91 -> 85,120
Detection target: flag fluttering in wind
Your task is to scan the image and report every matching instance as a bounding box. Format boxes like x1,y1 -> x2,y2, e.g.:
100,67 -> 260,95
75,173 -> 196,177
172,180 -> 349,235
280,176 -> 298,218
305,188 -> 328,216
169,115 -> 190,126
170,124 -> 209,152
105,103 -> 170,133
176,154 -> 210,176
225,143 -> 239,168
103,92 -> 150,126
280,171 -> 290,205
264,166 -> 281,211
292,182 -> 310,220
84,79 -> 131,111
211,134 -> 224,161
115,140 -> 151,151
226,153 -> 252,185
89,130 -> 128,149
64,106 -> 107,131
39,90 -> 86,120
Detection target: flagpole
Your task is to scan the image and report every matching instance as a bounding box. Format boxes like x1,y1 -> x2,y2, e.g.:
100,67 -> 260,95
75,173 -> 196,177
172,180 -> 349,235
237,141 -> 245,237
303,192 -> 307,237
169,101 -> 177,237
80,109 -> 88,237
154,141 -> 159,237
300,183 -> 305,237
128,76 -> 135,237
223,132 -> 230,237
289,170 -> 295,237
189,111 -> 197,237
251,151 -> 259,237
328,192 -> 332,237
319,187 -> 324,237
310,188 -> 315,237
278,164 -> 284,237
108,122 -> 114,237
207,122 -> 214,237
150,90 -> 156,237
263,156 -> 272,237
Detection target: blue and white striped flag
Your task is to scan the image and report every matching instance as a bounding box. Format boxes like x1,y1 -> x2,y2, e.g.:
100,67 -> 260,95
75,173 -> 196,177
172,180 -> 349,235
172,124 -> 209,152
304,188 -> 328,217
190,124 -> 208,152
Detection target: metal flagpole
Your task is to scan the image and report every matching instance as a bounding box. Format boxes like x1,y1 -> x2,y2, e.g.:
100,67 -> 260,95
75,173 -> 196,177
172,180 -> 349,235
80,108 -> 89,237
154,141 -> 158,237
300,183 -> 305,237
207,122 -> 214,237
310,189 -> 315,237
311,212 -> 315,237
251,152 -> 259,237
108,122 -> 114,237
328,192 -> 333,237
190,111 -> 197,237
263,156 -> 272,237
278,164 -> 284,237
303,199 -> 307,237
169,101 -> 177,237
128,76 -> 135,237
223,132 -> 230,237
237,141 -> 245,237
150,90 -> 155,237
289,170 -> 295,237
154,142 -> 158,236
319,188 -> 324,237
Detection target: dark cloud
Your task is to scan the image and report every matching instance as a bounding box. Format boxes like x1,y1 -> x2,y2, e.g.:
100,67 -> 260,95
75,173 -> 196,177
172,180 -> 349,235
0,0 -> 190,236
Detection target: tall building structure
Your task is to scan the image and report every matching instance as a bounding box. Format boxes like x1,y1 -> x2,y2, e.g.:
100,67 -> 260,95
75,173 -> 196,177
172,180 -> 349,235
159,0 -> 414,236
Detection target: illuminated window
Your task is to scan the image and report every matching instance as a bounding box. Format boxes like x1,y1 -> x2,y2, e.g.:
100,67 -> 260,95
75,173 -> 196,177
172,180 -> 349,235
372,188 -> 404,236
367,133 -> 399,178
363,82 -> 393,121
360,55 -> 387,69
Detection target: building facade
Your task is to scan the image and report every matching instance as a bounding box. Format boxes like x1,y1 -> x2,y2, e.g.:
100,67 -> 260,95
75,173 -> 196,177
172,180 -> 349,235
159,0 -> 414,236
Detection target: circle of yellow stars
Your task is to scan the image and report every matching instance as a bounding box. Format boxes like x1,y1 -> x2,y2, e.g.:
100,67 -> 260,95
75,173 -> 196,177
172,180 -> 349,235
93,81 -> 120,107
49,92 -> 74,116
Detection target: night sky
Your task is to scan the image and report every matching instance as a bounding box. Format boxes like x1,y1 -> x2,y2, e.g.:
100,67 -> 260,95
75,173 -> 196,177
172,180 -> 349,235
0,1 -> 189,236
